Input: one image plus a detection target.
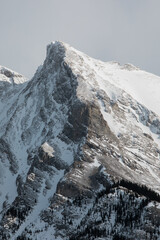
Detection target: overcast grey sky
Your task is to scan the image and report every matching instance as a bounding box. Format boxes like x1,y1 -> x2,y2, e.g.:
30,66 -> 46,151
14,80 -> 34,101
0,0 -> 160,78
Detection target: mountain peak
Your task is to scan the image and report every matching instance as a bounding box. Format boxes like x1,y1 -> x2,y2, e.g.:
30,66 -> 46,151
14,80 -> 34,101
42,41 -> 160,117
46,41 -> 72,58
0,65 -> 27,85
45,41 -> 86,65
44,41 -> 72,70
50,40 -> 70,48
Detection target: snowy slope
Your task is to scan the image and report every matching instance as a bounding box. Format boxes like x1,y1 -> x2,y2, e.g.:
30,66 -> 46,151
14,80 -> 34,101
95,62 -> 160,117
0,41 -> 160,239
59,41 -> 160,116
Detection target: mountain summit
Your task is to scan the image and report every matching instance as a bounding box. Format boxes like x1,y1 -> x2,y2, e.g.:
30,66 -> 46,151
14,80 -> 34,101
0,42 -> 160,239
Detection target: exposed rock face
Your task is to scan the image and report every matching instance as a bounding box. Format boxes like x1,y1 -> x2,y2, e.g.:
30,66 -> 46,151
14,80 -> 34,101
0,42 -> 160,239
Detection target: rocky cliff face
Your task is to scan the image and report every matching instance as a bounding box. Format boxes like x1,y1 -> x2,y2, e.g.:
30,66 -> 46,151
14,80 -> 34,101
0,42 -> 160,239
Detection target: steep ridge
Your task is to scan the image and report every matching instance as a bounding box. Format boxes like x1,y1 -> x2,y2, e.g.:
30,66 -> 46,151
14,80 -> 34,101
0,42 -> 160,239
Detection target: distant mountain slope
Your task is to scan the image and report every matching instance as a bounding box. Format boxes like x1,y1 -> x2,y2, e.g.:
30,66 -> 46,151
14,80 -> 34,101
0,42 -> 160,240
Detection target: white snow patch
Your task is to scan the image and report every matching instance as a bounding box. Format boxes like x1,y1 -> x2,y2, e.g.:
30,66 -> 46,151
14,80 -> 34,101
41,142 -> 54,157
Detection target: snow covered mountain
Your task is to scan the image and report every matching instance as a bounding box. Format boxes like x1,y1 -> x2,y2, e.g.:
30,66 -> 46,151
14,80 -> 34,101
0,41 -> 160,239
